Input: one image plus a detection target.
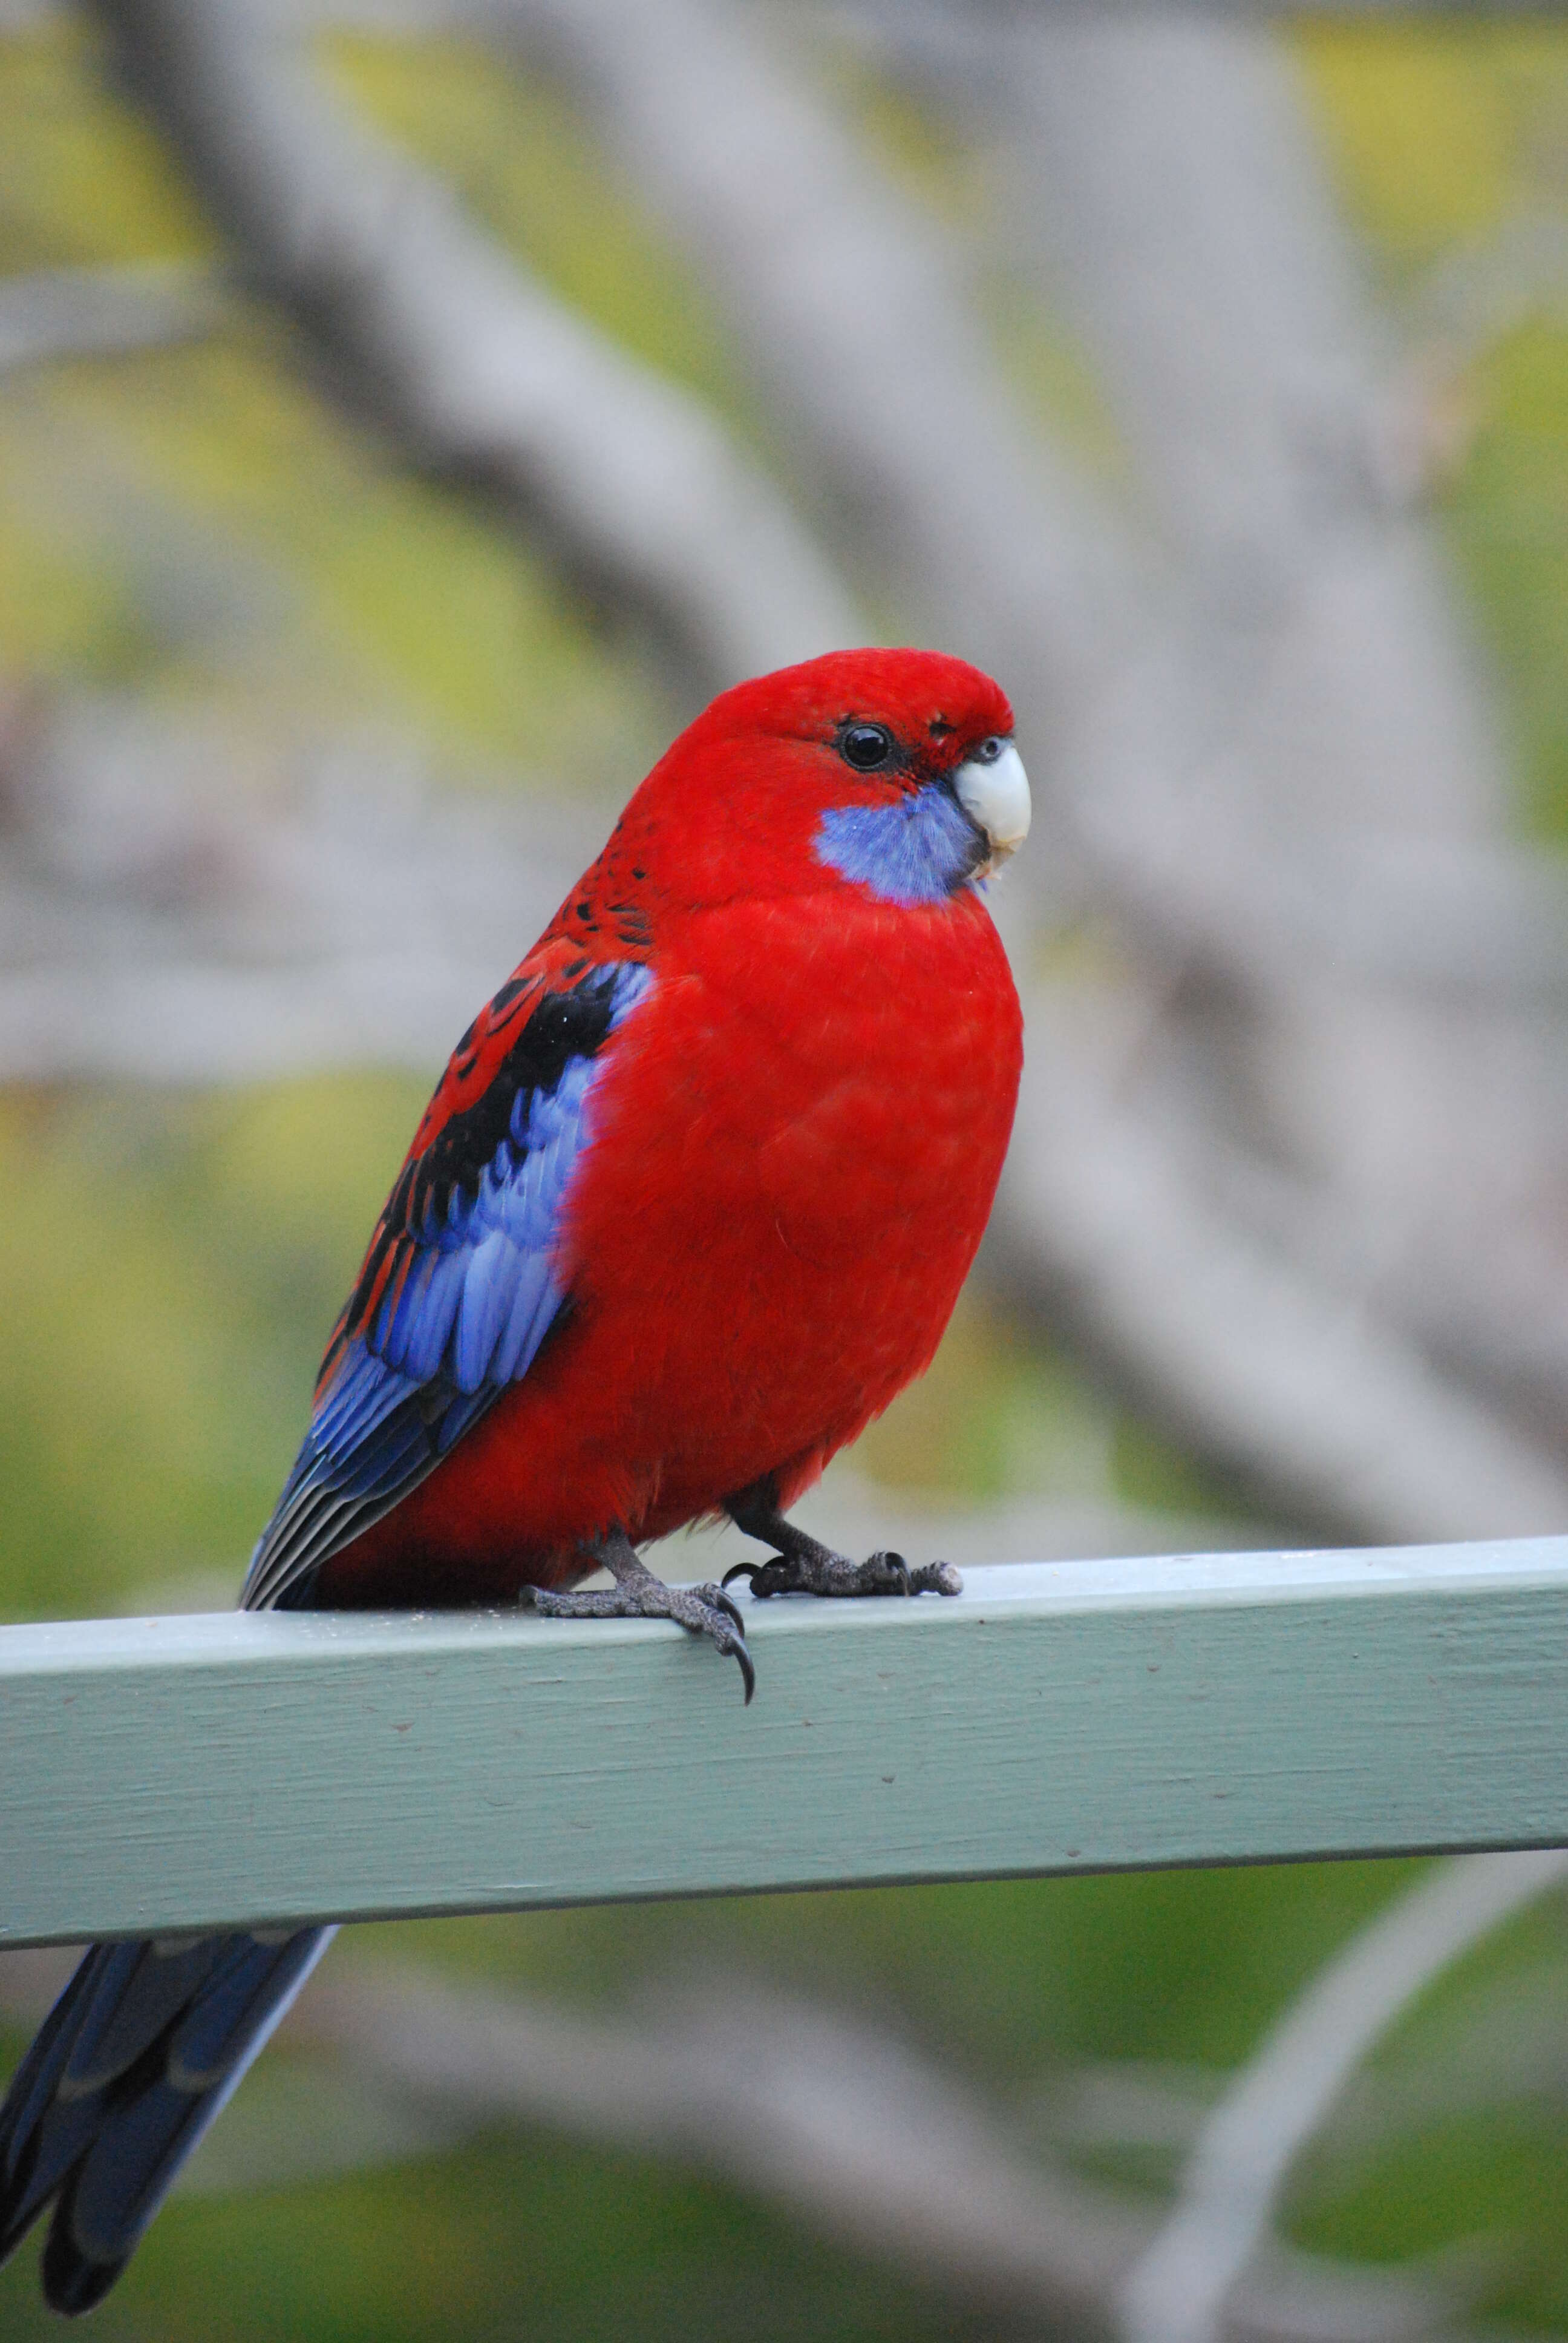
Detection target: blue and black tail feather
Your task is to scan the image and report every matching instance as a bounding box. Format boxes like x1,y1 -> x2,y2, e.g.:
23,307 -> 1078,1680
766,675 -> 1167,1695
0,1927 -> 332,2314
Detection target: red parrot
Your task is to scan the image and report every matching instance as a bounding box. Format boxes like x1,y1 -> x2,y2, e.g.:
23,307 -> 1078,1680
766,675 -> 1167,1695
0,648 -> 1027,2312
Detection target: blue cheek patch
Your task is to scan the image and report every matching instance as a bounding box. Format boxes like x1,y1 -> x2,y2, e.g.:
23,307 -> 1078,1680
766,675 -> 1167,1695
816,786 -> 980,905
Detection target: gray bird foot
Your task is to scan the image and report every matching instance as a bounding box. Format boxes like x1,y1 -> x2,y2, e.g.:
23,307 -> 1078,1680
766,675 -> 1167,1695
524,1547 -> 754,1705
724,1547 -> 962,1601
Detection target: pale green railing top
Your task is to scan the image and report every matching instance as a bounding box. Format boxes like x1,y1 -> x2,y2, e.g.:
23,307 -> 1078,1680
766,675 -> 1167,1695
3,1539 -> 1567,1948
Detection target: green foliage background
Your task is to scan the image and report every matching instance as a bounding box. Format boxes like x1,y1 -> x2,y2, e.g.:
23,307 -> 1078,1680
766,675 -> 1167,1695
2,18 -> 1567,2338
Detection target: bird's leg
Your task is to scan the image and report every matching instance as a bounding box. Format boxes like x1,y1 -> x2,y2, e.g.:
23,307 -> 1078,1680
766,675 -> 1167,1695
524,1529 -> 755,1704
721,1484 -> 961,1601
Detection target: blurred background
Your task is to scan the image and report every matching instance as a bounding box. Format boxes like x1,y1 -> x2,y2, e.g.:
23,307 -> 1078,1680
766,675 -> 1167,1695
5,0 -> 1568,2335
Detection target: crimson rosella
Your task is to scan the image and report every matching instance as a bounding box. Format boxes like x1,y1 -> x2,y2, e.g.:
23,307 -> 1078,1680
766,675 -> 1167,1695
0,647 -> 1028,2313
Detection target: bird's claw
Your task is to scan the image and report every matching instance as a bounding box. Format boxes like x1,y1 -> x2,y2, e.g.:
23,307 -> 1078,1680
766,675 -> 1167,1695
722,1548 -> 961,1600
877,1549 -> 912,1596
707,1583 -> 748,1637
685,1581 -> 756,1705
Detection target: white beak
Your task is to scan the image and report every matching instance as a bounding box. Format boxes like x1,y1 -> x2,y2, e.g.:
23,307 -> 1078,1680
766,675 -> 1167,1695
953,741 -> 1031,870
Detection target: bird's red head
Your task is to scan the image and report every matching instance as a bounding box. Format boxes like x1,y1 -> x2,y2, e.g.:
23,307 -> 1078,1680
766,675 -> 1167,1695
618,648 -> 1028,914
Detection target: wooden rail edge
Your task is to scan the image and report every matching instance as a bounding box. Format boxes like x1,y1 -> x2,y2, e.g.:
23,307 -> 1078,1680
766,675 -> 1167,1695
2,1540 -> 1566,1945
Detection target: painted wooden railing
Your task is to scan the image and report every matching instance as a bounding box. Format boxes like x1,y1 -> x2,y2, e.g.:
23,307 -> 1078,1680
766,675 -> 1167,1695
4,1539 -> 1567,1947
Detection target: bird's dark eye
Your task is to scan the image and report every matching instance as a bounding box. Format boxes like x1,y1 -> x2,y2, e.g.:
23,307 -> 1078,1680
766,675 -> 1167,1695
973,735 -> 1005,764
840,723 -> 895,772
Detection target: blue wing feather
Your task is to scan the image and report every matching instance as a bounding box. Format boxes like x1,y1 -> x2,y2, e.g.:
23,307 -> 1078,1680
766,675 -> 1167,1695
241,960 -> 651,1611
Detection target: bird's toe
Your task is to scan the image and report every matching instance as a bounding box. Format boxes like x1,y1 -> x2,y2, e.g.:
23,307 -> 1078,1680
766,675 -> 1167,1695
673,1583 -> 756,1703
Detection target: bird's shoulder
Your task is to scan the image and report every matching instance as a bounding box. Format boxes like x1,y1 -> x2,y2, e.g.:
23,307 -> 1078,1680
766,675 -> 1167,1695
324,936 -> 651,1389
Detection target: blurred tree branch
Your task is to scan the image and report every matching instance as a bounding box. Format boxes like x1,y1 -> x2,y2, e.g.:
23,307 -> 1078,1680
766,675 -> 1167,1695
975,10 -> 1568,1486
999,996 -> 1568,1542
90,0 -> 861,697
0,686 -> 591,1081
1119,1851 -> 1568,2343
0,1942 -> 1503,2342
0,260 -> 224,374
